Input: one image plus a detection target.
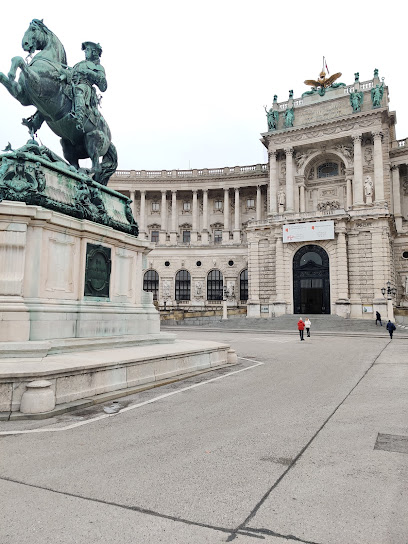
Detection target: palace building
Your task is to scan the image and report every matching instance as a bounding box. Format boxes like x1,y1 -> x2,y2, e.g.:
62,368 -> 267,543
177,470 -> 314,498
109,69 -> 408,320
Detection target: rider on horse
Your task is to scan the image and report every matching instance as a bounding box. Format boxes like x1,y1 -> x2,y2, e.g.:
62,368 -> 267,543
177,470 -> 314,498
67,41 -> 107,131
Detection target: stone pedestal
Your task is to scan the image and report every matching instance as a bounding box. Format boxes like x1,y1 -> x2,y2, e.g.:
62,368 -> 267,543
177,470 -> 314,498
0,200 -> 158,342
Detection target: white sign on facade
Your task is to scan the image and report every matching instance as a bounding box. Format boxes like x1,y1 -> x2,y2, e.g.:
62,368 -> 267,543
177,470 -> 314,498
282,220 -> 335,243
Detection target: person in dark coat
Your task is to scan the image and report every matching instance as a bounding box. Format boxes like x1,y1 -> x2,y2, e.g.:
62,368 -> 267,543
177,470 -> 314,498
375,311 -> 382,326
386,320 -> 396,339
297,317 -> 305,341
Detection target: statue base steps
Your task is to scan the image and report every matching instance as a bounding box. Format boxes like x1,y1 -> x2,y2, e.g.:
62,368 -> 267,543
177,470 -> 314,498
0,338 -> 231,414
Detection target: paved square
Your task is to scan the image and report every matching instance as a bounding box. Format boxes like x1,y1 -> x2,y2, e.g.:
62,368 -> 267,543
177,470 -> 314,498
1,330 -> 407,543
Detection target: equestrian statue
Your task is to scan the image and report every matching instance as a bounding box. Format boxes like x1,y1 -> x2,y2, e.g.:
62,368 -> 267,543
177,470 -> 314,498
0,19 -> 117,186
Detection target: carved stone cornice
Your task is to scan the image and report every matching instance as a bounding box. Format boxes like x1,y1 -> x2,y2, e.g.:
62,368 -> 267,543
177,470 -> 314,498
261,109 -> 384,149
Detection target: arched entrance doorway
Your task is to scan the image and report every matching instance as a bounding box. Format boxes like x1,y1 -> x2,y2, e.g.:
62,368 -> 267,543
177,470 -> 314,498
293,245 -> 330,314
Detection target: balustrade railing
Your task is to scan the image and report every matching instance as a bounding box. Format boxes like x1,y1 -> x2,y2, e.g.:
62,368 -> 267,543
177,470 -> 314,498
110,163 -> 269,181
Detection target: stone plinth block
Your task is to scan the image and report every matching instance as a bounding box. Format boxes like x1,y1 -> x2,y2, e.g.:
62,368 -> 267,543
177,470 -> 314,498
20,380 -> 55,414
0,200 -> 157,342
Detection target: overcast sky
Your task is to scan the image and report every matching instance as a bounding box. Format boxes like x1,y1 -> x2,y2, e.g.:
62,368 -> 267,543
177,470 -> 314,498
0,1 -> 406,171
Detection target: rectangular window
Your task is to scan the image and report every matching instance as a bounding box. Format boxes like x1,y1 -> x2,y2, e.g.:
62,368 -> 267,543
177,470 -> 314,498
152,202 -> 160,211
214,200 -> 223,211
182,230 -> 191,243
183,202 -> 191,211
214,230 -> 222,244
247,198 -> 255,208
151,230 -> 159,242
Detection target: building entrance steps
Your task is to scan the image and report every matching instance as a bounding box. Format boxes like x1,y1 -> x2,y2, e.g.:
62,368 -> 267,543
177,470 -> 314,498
162,314 -> 408,337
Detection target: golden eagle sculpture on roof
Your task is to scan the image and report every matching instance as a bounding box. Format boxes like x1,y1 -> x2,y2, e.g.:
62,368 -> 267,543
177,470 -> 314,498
302,67 -> 345,97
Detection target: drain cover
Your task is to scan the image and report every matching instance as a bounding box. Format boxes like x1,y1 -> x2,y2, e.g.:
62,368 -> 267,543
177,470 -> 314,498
374,433 -> 408,454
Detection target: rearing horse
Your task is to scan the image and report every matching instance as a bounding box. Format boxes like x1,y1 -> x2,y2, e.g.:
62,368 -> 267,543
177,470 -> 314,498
0,19 -> 117,185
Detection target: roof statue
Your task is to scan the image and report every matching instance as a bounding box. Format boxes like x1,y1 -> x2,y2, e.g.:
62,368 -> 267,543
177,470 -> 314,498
302,60 -> 345,97
0,19 -> 117,185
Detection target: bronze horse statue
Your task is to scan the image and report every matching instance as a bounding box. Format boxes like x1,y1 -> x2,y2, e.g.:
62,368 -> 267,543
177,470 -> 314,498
0,19 -> 117,185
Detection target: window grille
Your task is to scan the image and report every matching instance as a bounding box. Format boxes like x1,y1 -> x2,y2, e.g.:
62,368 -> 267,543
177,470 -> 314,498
240,269 -> 248,301
207,269 -> 223,300
143,270 -> 159,300
175,270 -> 191,300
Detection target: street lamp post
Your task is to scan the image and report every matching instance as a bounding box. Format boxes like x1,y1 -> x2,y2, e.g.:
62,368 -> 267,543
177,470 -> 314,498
381,281 -> 397,322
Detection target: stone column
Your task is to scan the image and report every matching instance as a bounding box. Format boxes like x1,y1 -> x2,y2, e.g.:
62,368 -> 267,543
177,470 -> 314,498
372,131 -> 385,203
372,228 -> 391,307
201,189 -> 209,244
222,188 -> 230,243
139,190 -> 146,239
352,135 -> 364,206
246,238 -> 260,317
170,190 -> 178,244
299,184 -> 306,213
159,190 -> 167,244
129,190 -> 136,217
336,229 -> 349,301
274,235 -> 286,315
233,187 -> 241,243
191,189 -> 198,243
256,186 -> 262,221
312,188 -> 318,211
285,148 -> 294,212
391,165 -> 403,232
346,178 -> 353,210
269,151 -> 278,214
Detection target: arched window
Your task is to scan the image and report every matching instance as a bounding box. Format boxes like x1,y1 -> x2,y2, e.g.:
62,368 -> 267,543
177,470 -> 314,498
143,270 -> 159,301
175,270 -> 191,301
207,269 -> 223,300
317,162 -> 338,178
240,269 -> 248,301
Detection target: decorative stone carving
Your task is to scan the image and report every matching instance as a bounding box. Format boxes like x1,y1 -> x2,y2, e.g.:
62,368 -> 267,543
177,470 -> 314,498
317,200 -> 340,211
364,176 -> 373,197
278,189 -> 286,207
334,144 -> 354,163
163,280 -> 171,298
295,149 -> 316,172
194,281 -> 203,297
364,146 -> 373,165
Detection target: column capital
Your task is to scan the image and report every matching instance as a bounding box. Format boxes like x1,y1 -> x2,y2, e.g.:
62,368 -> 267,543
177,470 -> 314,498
171,189 -> 177,195
352,134 -> 362,144
161,189 -> 167,195
202,188 -> 208,193
268,149 -> 278,158
192,188 -> 198,194
140,189 -> 146,195
284,147 -> 294,156
390,164 -> 400,172
371,130 -> 383,141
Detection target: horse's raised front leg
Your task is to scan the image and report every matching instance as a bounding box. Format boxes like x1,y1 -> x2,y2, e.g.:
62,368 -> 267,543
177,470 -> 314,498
0,71 -> 28,104
8,56 -> 26,81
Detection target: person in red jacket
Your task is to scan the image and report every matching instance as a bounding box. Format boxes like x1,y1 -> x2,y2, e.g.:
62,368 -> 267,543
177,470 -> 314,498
298,317 -> 305,341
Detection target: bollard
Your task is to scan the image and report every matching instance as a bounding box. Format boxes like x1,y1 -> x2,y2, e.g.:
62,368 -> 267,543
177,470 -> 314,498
20,380 -> 56,414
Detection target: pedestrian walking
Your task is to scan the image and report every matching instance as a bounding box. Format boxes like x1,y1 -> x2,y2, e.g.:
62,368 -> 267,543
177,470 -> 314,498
297,317 -> 305,341
375,311 -> 382,326
305,317 -> 311,337
386,320 -> 396,339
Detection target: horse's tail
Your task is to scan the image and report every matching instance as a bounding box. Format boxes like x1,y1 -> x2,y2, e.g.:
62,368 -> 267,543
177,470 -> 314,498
97,142 -> 118,186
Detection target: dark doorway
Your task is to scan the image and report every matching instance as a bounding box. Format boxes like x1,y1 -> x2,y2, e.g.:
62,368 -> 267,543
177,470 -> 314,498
293,245 -> 330,314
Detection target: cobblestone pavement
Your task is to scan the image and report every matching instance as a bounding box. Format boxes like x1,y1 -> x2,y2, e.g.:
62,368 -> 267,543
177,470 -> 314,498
1,330 -> 407,543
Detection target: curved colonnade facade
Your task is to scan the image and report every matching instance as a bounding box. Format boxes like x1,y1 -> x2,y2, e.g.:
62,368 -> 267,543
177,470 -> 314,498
109,70 -> 408,319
